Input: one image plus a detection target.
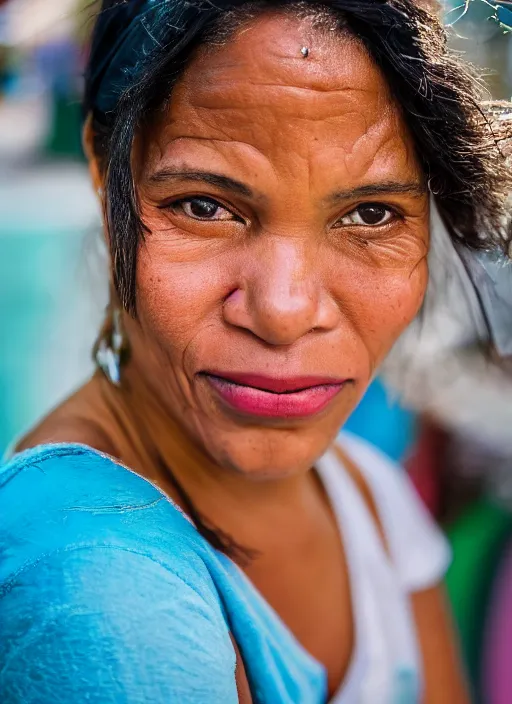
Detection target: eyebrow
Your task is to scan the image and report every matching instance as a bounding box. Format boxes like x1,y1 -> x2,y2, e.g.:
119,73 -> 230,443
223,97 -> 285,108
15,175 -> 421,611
148,168 -> 254,198
148,169 -> 425,204
326,181 -> 426,204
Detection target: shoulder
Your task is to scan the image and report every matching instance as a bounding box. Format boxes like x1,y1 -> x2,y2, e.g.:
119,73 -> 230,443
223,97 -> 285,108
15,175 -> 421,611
1,442 -> 152,509
337,432 -> 452,592
13,377 -> 119,456
0,446 -> 237,702
0,444 -> 216,599
14,418 -> 116,457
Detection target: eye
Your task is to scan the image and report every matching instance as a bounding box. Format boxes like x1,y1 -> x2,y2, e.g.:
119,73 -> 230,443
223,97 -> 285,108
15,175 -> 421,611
335,203 -> 397,227
170,197 -> 239,222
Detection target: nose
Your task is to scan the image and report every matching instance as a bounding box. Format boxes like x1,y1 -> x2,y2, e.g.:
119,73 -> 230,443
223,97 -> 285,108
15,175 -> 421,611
223,238 -> 339,346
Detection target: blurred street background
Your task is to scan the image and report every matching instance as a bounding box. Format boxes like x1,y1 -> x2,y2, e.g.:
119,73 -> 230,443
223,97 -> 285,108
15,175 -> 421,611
1,1 -> 512,701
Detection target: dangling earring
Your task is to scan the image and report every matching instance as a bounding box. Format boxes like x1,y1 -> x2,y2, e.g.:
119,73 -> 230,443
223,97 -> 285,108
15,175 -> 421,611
94,306 -> 127,386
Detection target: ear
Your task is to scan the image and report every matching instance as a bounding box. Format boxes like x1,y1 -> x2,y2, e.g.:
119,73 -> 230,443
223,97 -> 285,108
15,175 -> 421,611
83,114 -> 103,196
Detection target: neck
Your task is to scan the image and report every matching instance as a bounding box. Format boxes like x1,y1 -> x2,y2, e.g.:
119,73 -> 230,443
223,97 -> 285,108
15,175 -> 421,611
110,362 -> 330,556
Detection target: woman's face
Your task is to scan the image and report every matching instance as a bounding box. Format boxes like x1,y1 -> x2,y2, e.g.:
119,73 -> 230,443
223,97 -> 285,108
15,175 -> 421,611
126,13 -> 429,477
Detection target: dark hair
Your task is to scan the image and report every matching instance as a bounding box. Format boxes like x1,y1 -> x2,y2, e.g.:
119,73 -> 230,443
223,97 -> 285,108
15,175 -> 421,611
85,0 -> 512,316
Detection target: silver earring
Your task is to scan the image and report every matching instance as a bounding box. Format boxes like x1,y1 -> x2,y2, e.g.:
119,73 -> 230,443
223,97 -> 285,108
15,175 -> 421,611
95,309 -> 124,386
301,46 -> 309,57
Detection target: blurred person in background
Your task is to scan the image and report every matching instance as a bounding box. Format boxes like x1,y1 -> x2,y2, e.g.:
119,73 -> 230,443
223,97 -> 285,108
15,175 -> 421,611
1,0 -> 512,702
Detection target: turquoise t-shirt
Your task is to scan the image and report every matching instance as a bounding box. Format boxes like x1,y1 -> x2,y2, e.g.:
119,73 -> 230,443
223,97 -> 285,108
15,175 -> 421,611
0,444 -> 326,703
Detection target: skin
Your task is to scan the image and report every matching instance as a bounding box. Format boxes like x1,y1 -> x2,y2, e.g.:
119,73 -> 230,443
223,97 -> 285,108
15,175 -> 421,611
22,11 -> 468,702
129,14 -> 429,480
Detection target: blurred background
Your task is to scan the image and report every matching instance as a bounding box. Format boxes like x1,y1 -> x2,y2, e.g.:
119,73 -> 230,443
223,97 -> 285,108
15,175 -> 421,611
0,1 -> 511,701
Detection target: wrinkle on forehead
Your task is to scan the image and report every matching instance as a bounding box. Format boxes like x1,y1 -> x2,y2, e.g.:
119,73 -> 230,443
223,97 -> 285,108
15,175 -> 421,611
144,12 -> 418,188
174,14 -> 386,112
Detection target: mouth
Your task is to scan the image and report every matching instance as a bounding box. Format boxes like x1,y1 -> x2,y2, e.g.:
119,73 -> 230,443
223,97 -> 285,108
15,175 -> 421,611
202,372 -> 347,419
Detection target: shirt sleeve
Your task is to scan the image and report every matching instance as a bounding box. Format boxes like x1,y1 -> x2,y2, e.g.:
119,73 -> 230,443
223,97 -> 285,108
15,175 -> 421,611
340,432 -> 452,592
0,545 -> 238,704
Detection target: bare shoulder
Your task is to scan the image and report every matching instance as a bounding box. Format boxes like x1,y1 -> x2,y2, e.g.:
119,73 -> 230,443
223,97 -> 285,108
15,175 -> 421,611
15,415 -> 116,456
15,376 -> 118,457
412,586 -> 470,703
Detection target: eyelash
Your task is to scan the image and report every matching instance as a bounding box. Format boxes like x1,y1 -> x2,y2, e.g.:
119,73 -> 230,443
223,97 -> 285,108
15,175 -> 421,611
334,203 -> 400,228
166,197 -> 245,223
165,196 -> 402,228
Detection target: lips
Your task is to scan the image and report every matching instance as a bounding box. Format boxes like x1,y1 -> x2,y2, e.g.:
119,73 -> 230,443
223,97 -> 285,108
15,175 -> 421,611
203,372 -> 345,419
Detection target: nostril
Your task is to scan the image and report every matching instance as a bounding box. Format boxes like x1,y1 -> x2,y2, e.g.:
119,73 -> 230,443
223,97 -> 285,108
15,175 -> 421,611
223,288 -> 241,304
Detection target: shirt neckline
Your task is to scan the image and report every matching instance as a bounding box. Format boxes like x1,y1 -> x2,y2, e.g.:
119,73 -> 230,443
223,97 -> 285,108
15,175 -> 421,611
224,444 -> 366,703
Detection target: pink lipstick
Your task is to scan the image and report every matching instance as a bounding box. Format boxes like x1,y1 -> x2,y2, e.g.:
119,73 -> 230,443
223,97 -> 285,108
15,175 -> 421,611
203,372 -> 345,419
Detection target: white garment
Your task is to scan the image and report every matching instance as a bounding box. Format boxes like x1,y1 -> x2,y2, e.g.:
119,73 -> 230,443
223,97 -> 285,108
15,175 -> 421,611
316,432 -> 452,704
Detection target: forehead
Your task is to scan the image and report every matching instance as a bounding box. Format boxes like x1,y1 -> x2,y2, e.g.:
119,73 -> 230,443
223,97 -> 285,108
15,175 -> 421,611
146,12 -> 418,183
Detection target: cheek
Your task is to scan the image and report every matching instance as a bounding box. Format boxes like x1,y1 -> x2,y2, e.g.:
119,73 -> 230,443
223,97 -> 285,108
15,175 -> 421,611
376,264 -> 427,340
135,240 -> 229,365
335,255 -> 428,366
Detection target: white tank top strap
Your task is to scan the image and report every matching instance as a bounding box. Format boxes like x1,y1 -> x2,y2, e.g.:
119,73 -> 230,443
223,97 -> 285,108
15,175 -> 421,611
336,431 -> 452,592
315,433 -> 450,703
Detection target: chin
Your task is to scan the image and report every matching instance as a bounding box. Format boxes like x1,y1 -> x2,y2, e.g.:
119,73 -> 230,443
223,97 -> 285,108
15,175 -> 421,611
199,417 -> 345,479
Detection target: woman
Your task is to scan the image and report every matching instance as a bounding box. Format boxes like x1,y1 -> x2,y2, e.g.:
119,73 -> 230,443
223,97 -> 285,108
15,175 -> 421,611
1,0 -> 510,701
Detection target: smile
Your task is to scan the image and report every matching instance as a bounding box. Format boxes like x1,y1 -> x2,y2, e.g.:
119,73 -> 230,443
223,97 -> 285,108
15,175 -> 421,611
203,372 -> 346,419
